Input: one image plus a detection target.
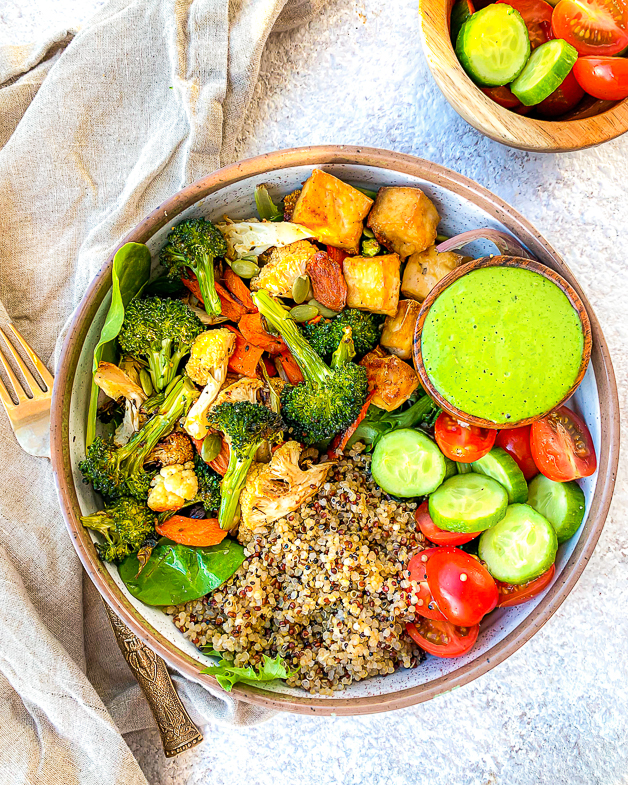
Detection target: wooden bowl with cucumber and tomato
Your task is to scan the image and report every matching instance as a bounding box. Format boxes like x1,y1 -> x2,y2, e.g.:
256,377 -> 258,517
419,0 -> 628,152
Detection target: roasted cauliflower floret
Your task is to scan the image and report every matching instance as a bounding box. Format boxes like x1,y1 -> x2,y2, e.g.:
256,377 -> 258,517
94,361 -> 147,447
283,189 -> 301,221
250,240 -> 318,297
213,377 -> 263,407
380,299 -> 422,360
184,329 -> 235,440
401,245 -> 463,302
343,254 -> 401,316
148,432 -> 194,467
147,461 -> 198,512
359,347 -> 419,412
367,187 -> 440,259
291,169 -> 373,253
238,441 -> 333,542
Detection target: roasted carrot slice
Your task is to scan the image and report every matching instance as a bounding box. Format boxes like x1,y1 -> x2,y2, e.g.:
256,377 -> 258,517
276,350 -> 304,384
239,312 -> 286,354
224,325 -> 264,377
156,515 -> 227,547
329,391 -> 375,458
223,268 -> 256,313
215,281 -> 248,321
326,246 -> 349,266
262,356 -> 277,377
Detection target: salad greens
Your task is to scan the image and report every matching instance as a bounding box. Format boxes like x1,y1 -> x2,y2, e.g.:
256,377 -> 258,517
118,538 -> 245,606
200,651 -> 299,692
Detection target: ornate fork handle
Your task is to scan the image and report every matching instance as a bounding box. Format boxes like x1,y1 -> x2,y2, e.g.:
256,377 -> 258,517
104,602 -> 203,757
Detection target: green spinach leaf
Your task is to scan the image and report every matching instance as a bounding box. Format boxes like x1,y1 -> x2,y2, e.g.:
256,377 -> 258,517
86,242 -> 151,447
118,537 -> 245,606
199,651 -> 298,692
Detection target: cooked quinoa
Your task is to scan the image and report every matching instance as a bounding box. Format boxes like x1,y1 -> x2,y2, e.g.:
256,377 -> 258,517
167,449 -> 426,694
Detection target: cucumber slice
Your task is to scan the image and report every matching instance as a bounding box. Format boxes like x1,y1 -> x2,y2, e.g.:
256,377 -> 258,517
457,461 -> 474,474
479,504 -> 558,584
472,447 -> 528,504
456,5 -> 530,87
527,474 -> 585,544
429,473 -> 508,533
444,457 -> 459,480
371,428 -> 446,497
511,39 -> 578,106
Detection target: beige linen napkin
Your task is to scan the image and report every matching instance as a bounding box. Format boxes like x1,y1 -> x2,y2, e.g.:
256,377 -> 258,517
0,1 -> 322,782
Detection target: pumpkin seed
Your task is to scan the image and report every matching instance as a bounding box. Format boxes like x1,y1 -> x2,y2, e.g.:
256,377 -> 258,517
290,304 -> 319,322
139,369 -> 153,397
201,433 -> 222,463
308,299 -> 339,318
231,259 -> 260,278
362,227 -> 375,239
292,275 -> 311,304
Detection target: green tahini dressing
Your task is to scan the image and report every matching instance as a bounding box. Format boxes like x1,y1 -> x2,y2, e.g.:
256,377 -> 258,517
421,267 -> 584,424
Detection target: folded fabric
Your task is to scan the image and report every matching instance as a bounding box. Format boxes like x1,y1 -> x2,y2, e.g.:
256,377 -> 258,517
0,0 -> 323,782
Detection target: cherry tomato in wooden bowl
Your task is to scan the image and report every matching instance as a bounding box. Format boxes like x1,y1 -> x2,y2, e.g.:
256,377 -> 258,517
425,546 -> 499,626
552,0 -> 628,56
408,550 -> 448,620
415,501 -> 482,546
481,86 -> 523,109
497,0 -> 555,48
573,55 -> 628,99
495,425 -> 539,480
406,619 -> 480,658
496,564 -> 556,607
531,405 -> 597,482
434,412 -> 496,462
536,70 -> 586,117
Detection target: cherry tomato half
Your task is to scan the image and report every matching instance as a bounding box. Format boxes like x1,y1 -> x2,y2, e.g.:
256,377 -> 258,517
408,550 -> 447,620
531,405 -> 597,482
434,412 -> 497,462
425,546 -> 498,626
481,85 -> 523,109
573,55 -> 628,99
536,70 -> 586,117
552,0 -> 628,56
497,0 -> 555,48
495,425 -> 539,481
496,564 -> 556,607
415,501 -> 481,546
406,619 -> 480,658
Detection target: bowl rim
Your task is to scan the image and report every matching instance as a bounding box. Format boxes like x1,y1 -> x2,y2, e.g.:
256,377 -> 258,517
413,255 -> 592,428
418,0 -> 628,153
50,145 -> 620,715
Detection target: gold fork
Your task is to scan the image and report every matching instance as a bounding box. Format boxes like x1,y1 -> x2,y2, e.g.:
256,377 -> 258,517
0,324 -> 203,758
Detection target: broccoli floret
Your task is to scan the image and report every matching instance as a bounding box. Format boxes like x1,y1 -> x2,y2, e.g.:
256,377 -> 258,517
160,218 -> 227,317
81,497 -> 156,563
300,309 -> 382,359
347,393 -> 440,452
79,377 -> 198,499
118,296 -> 203,393
193,453 -> 222,515
207,401 -> 284,529
252,291 -> 369,445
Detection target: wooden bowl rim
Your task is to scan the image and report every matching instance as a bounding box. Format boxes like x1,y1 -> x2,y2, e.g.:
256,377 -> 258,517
418,0 -> 628,152
50,145 -> 620,715
413,255 -> 592,428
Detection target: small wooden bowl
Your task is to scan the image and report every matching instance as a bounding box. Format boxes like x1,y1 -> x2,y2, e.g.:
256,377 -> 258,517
419,0 -> 628,152
413,255 -> 592,428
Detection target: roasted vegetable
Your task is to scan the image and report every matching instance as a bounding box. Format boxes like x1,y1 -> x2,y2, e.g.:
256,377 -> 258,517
380,299 -> 422,360
192,453 -> 222,514
239,441 -> 333,540
148,431 -> 195,467
359,347 -> 420,412
118,297 -> 203,393
147,461 -> 199,512
79,377 -> 198,499
155,514 -> 227,547
160,218 -> 227,317
401,245 -> 463,302
291,169 -> 373,253
367,187 -> 440,258
305,250 -> 347,312
207,401 -> 284,529
94,361 -> 148,446
184,329 -> 236,440
81,496 -> 156,563
343,253 -> 401,316
283,189 -> 301,221
346,393 -> 440,450
252,290 -> 369,445
219,220 -> 313,258
300,308 -> 382,360
250,240 -> 318,297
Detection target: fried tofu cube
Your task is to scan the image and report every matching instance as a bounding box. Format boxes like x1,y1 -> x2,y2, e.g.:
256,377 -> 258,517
360,347 -> 419,412
401,245 -> 463,302
367,187 -> 440,259
380,299 -> 422,361
251,240 -> 318,297
343,254 -> 401,317
291,169 -> 373,253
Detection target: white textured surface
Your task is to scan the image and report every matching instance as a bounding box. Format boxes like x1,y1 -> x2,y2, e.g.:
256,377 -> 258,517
3,1 -> 628,784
